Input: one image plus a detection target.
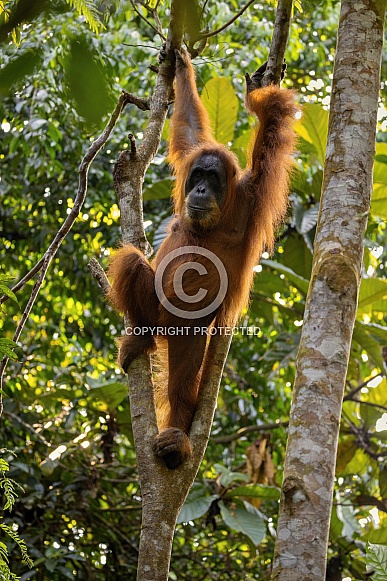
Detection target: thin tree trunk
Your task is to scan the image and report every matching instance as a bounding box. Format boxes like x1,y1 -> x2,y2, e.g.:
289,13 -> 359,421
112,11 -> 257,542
111,2 -> 234,578
272,1 -> 386,579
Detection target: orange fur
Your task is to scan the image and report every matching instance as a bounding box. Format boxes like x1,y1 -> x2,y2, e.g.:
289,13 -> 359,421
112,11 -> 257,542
108,51 -> 299,468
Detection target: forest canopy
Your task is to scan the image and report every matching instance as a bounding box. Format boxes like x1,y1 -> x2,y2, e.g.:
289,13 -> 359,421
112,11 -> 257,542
0,1 -> 387,579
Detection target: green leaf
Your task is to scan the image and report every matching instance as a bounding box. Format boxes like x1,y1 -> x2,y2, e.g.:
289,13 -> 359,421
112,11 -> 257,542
371,143 -> 387,218
0,49 -> 42,96
0,275 -> 17,303
65,0 -> 103,33
335,439 -> 357,474
366,543 -> 387,579
143,179 -> 173,201
343,449 -> 369,477
352,320 -> 387,373
358,278 -> 387,315
201,77 -> 239,144
226,484 -> 280,501
90,381 -> 128,410
368,528 -> 387,546
40,458 -> 57,477
219,501 -> 266,545
0,339 -> 18,361
330,505 -> 344,541
379,466 -> 387,499
295,103 -> 328,167
231,129 -> 250,167
282,234 -> 313,279
177,494 -> 219,524
67,36 -> 113,126
214,464 -> 249,488
260,260 -> 310,294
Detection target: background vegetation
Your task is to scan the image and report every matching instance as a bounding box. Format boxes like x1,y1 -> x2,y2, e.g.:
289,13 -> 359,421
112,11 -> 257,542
0,0 -> 387,579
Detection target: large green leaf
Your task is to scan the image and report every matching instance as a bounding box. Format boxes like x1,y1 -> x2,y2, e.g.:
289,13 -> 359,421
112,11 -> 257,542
0,49 -> 42,96
366,543 -> 387,580
226,484 -> 280,501
219,501 -> 266,546
372,143 -> 387,218
201,77 -> 239,144
335,439 -> 357,475
330,506 -> 344,541
368,528 -> 387,546
177,493 -> 219,524
295,103 -> 328,167
87,377 -> 128,410
352,321 -> 387,373
67,36 -> 113,126
282,234 -> 313,279
357,278 -> 387,315
214,464 -> 249,488
260,260 -> 310,295
143,178 -> 173,200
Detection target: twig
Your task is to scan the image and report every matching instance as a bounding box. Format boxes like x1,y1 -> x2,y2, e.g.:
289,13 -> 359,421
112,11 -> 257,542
0,257 -> 44,305
122,43 -> 159,49
88,258 -> 111,296
343,372 -> 383,401
130,0 -> 166,41
123,91 -> 150,111
0,92 -> 130,413
0,93 -> 144,307
2,410 -> 51,446
213,420 -> 289,444
200,0 -> 210,21
199,0 -> 256,39
350,399 -> 387,413
128,133 -> 137,158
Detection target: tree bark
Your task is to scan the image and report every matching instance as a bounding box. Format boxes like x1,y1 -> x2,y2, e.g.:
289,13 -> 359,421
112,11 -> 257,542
272,1 -> 386,579
111,3 -> 234,579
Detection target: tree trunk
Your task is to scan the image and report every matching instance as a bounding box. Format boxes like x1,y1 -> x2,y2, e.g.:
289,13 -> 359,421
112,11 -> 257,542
272,0 -> 386,579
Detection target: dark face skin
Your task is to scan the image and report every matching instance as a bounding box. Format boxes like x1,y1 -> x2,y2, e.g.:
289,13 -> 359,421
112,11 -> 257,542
185,153 -> 228,223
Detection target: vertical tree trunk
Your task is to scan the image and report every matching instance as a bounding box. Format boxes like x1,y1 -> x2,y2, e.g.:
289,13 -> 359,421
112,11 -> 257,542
272,1 -> 386,579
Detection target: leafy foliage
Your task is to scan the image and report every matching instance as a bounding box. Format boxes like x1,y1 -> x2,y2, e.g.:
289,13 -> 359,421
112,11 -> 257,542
0,452 -> 32,579
0,0 -> 386,579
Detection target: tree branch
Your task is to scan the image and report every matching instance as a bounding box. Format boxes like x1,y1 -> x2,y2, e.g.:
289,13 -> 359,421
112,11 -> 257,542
199,0 -> 256,39
0,92 -> 130,412
343,372 -> 382,401
88,258 -> 111,296
262,0 -> 293,87
213,420 -> 289,444
130,0 -> 166,41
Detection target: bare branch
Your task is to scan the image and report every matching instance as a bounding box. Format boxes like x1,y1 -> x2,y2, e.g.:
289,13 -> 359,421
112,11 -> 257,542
213,420 -> 289,444
199,0 -> 256,40
88,258 -> 111,296
0,94 -> 147,307
123,91 -> 151,111
2,410 -> 51,446
343,372 -> 383,401
262,0 -> 293,86
130,0 -> 166,41
0,92 -> 130,411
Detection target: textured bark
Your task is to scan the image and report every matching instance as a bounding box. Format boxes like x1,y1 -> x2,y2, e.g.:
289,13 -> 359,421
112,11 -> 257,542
135,334 -> 232,581
272,1 -> 386,580
263,0 -> 293,86
111,3 -> 234,580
